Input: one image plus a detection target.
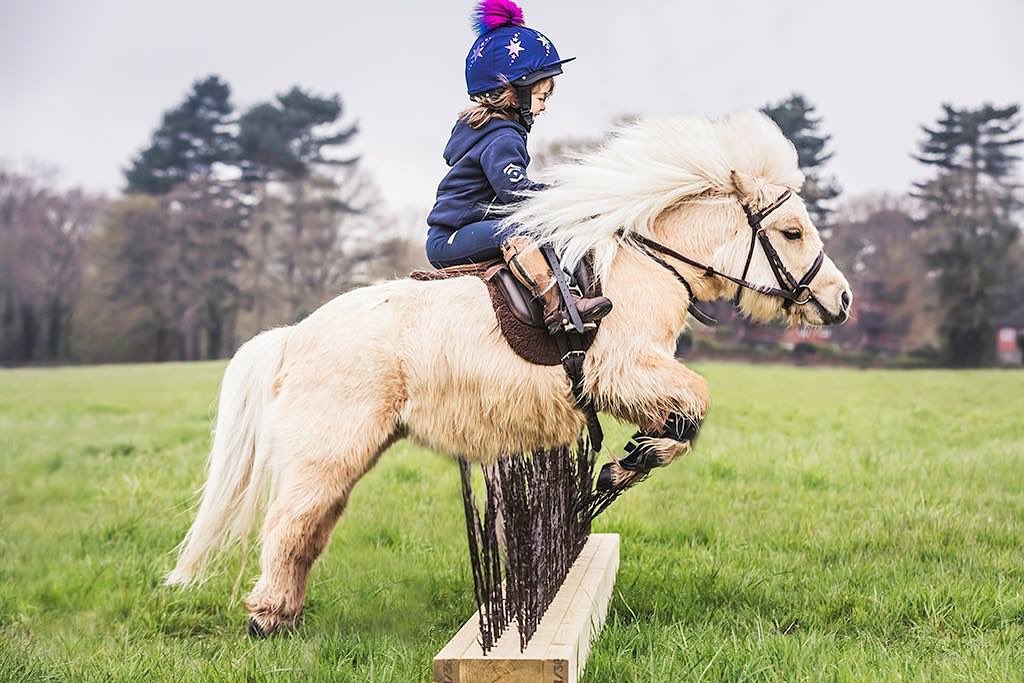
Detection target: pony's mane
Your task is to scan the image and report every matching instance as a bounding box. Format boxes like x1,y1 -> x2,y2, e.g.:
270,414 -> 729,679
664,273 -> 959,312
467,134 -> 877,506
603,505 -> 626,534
503,111 -> 805,278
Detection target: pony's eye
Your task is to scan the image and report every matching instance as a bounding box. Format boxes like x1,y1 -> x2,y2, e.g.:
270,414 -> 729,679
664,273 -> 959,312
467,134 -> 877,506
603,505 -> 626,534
782,229 -> 802,241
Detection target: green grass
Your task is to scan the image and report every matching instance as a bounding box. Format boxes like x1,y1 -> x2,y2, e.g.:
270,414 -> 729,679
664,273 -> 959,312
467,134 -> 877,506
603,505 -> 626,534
1,362 -> 1022,682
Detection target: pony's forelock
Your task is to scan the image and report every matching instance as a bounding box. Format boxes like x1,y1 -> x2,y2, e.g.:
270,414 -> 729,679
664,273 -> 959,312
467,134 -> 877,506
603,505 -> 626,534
502,111 -> 805,279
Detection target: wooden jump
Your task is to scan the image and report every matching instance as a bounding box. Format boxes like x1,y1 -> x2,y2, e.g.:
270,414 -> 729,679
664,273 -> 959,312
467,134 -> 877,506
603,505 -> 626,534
433,533 -> 620,683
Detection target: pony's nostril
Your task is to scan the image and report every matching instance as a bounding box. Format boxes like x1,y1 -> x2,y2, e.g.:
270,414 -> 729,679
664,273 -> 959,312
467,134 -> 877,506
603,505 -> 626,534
841,291 -> 851,310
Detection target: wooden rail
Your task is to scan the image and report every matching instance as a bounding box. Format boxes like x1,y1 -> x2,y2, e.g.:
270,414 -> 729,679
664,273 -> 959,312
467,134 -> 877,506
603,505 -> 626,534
433,533 -> 620,683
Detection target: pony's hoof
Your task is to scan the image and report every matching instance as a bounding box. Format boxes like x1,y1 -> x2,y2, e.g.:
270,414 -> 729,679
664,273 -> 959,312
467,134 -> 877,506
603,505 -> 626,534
248,617 -> 270,639
597,461 -> 650,492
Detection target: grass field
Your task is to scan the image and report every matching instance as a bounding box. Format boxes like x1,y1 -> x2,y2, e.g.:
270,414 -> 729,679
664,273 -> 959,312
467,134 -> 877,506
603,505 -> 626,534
1,361 -> 1022,682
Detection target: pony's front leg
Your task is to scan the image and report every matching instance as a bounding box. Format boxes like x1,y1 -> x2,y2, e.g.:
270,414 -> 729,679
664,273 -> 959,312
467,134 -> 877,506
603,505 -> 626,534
597,355 -> 709,490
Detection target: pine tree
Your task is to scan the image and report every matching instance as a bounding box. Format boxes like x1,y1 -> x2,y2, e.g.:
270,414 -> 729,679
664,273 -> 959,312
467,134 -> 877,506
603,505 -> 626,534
237,87 -> 358,181
762,94 -> 841,228
121,75 -> 245,358
237,87 -> 362,317
912,103 -> 1022,366
125,75 -> 236,195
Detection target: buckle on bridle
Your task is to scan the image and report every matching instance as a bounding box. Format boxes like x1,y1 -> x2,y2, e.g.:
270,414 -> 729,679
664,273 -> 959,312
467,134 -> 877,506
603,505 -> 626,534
790,286 -> 813,306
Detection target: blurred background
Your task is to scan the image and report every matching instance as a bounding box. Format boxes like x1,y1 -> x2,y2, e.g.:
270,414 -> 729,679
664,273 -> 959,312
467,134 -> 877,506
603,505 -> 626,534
2,0 -> 1022,368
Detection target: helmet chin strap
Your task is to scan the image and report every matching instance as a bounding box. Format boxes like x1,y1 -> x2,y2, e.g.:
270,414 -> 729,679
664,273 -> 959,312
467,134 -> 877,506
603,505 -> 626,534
515,84 -> 534,131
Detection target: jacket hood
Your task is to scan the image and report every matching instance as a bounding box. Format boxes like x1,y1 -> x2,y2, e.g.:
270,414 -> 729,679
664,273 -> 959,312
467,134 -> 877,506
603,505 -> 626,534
442,118 -> 527,166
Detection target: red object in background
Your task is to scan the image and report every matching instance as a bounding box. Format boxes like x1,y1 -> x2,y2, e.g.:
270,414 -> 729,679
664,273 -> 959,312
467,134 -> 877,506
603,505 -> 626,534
994,306 -> 1024,365
996,327 -> 1022,364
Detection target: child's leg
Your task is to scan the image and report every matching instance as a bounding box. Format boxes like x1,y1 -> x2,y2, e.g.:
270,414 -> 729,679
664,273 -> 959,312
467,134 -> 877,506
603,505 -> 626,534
425,221 -> 612,333
426,220 -> 512,268
500,235 -> 612,334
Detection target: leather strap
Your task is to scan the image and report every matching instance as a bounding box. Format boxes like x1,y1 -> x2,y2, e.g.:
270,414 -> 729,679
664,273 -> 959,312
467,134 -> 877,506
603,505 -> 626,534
541,244 -> 586,333
553,328 -> 603,452
733,222 -> 760,306
625,190 -> 832,318
630,239 -> 719,325
539,253 -> 603,452
629,232 -> 806,302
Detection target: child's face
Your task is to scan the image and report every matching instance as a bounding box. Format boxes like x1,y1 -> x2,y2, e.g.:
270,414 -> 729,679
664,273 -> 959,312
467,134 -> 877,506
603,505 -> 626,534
530,80 -> 554,119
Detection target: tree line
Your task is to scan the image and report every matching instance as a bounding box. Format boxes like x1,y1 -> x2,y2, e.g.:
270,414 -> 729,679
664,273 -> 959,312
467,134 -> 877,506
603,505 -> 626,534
534,95 -> 1022,366
1,75 -> 423,365
788,97 -> 1023,366
1,83 -> 1020,367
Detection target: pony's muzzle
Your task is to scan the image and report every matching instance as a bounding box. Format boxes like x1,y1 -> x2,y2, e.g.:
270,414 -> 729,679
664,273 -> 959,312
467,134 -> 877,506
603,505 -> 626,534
835,290 -> 852,324
812,287 -> 852,326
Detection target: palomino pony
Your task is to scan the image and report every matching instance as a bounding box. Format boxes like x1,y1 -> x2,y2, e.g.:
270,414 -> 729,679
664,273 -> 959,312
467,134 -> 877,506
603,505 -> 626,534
165,112 -> 852,636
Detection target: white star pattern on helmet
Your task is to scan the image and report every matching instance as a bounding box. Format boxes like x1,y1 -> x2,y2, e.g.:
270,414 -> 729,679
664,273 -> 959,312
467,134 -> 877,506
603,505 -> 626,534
536,34 -> 551,56
470,35 -> 492,67
505,35 -> 524,61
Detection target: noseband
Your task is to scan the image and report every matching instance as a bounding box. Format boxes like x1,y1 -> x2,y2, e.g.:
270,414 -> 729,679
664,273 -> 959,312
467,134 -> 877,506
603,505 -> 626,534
732,190 -> 826,310
626,190 -> 832,324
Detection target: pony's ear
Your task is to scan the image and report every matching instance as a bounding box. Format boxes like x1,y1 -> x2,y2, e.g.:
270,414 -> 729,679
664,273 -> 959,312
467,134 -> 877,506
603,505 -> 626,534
730,170 -> 762,206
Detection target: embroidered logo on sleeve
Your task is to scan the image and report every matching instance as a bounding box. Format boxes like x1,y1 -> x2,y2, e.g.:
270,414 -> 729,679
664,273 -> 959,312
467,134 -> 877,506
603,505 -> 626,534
503,163 -> 526,183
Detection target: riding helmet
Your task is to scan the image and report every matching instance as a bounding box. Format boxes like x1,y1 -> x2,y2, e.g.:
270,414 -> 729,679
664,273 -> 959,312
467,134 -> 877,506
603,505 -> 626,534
464,0 -> 574,127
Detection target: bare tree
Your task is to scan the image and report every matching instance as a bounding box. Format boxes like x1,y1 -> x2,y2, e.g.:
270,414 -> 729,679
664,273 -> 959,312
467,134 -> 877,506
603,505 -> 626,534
37,189 -> 104,359
98,195 -> 187,361
0,169 -> 48,364
830,193 -> 940,352
0,168 -> 103,364
168,175 -> 250,359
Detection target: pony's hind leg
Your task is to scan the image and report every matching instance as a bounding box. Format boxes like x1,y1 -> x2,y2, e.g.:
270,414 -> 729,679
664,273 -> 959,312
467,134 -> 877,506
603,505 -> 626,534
245,398 -> 400,636
245,492 -> 349,637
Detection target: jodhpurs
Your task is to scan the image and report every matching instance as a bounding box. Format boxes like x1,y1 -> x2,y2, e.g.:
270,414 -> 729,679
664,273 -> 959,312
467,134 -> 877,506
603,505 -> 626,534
425,219 -> 522,269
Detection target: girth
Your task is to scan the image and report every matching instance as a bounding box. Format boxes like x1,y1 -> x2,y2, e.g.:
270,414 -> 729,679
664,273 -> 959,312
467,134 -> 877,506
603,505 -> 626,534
493,255 -> 605,450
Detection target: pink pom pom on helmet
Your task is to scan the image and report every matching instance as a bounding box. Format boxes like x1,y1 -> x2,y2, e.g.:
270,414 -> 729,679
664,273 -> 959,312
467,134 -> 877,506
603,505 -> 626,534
472,0 -> 525,36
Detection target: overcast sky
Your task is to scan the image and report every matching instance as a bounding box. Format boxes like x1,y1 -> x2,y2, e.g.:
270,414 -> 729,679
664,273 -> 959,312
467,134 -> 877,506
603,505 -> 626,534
2,0 -> 1022,223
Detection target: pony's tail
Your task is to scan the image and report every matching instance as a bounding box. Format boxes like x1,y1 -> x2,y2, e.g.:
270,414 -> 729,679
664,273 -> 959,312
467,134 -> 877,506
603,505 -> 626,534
164,326 -> 291,587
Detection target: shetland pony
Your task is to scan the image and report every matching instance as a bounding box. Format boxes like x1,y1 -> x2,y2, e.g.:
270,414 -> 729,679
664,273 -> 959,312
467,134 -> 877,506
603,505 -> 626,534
166,112 -> 852,635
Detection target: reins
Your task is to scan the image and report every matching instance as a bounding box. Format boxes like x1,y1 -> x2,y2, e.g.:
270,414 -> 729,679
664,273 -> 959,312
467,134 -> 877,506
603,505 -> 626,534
626,238 -> 720,325
621,190 -> 833,324
552,191 -> 831,453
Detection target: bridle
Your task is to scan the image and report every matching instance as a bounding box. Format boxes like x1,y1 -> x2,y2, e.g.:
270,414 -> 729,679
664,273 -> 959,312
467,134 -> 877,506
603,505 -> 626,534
624,190 -> 835,325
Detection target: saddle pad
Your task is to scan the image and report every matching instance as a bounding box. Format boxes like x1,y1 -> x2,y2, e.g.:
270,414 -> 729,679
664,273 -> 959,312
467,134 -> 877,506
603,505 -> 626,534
410,261 -> 598,366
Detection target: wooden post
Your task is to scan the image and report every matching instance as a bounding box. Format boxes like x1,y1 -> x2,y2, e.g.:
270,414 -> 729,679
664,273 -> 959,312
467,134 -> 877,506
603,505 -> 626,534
433,533 -> 619,683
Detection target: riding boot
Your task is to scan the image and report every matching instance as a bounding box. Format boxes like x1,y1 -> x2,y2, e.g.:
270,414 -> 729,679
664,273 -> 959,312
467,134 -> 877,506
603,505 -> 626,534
500,235 -> 613,334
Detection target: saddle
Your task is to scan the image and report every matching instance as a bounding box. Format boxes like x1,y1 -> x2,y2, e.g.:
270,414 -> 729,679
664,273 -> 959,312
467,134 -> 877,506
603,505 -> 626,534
410,258 -> 602,367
